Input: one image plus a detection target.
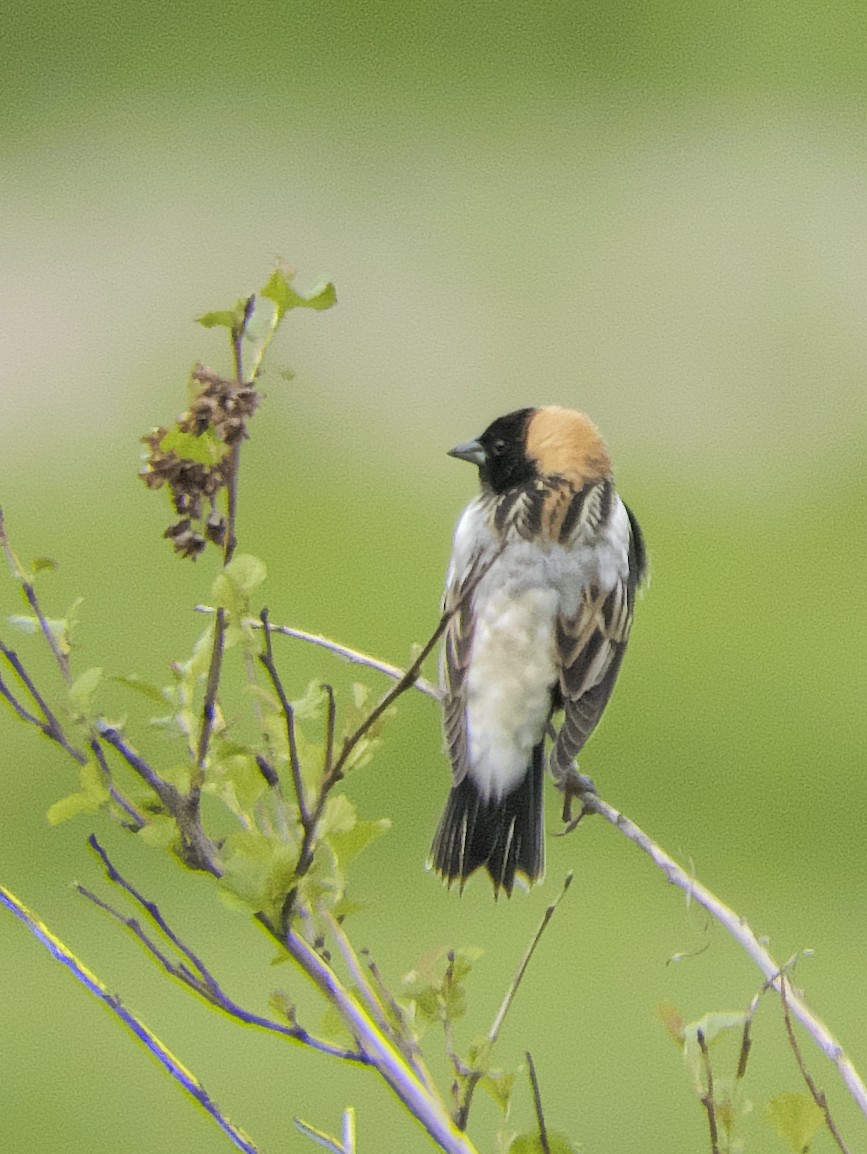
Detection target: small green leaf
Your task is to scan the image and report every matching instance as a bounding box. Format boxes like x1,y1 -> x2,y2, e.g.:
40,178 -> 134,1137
655,1000 -> 686,1046
69,666 -> 103,713
211,554 -> 267,615
682,1011 -> 748,1094
292,680 -> 328,720
223,553 -> 267,595
765,1092 -> 824,1153
267,991 -> 297,1025
478,1070 -> 516,1114
47,791 -> 99,825
219,829 -> 297,923
320,793 -> 357,836
261,269 -> 337,319
329,817 -> 391,867
113,674 -> 169,705
31,556 -> 59,574
196,299 -> 249,330
136,814 -> 178,849
7,614 -> 66,639
47,760 -> 108,825
159,426 -> 228,466
508,1133 -> 577,1154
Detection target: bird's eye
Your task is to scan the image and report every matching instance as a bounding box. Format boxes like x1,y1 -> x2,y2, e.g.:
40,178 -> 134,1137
492,438 -> 507,455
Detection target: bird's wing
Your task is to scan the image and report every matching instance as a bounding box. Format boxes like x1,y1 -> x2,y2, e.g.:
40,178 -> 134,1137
550,504 -> 644,777
440,536 -> 498,787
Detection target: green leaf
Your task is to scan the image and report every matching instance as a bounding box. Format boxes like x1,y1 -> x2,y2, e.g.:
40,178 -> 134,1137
136,814 -> 178,849
7,614 -> 66,639
219,829 -> 298,923
69,666 -> 103,713
47,760 -> 108,825
260,268 -> 337,320
196,299 -> 249,330
31,556 -> 59,574
682,1010 -> 748,1094
159,426 -> 228,466
292,680 -> 328,720
205,751 -> 270,816
319,793 -> 358,836
329,817 -> 391,867
508,1133 -> 577,1154
765,1092 -> 824,1152
223,553 -> 267,595
113,674 -> 169,705
47,790 -> 99,825
401,945 -> 483,1027
211,553 -> 267,616
478,1070 -> 516,1114
655,1000 -> 686,1046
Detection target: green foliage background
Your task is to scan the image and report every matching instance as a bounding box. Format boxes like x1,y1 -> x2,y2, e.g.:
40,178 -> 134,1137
1,3 -> 866,1151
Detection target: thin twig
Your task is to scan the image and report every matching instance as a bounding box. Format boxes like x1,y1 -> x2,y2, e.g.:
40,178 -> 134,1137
322,911 -> 393,1036
88,737 -> 145,827
96,723 -> 222,875
490,872 -> 573,1043
525,1052 -> 551,1154
456,872 -> 573,1129
194,301 -> 251,776
82,838 -> 367,1064
342,1107 -> 356,1154
323,683 -> 336,775
696,1028 -> 720,1154
779,976 -> 851,1154
195,609 -> 443,701
258,608 -> 310,824
0,639 -> 85,761
579,792 -> 867,1121
736,991 -> 760,1082
0,884 -> 262,1154
362,947 -> 436,1093
0,507 -> 71,682
274,915 -> 480,1154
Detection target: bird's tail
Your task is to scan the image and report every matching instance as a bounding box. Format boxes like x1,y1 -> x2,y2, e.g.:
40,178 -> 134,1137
428,744 -> 545,896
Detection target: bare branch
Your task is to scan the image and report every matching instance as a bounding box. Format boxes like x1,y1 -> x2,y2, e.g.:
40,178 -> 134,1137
196,608 -> 443,701
258,608 -> 310,824
525,1052 -> 551,1154
579,791 -> 867,1122
0,508 -> 71,682
275,916 -> 481,1154
455,872 -> 572,1130
779,976 -> 851,1154
96,723 -> 222,875
82,838 -> 366,1065
696,1029 -> 720,1154
0,883 -> 263,1154
0,638 -> 85,761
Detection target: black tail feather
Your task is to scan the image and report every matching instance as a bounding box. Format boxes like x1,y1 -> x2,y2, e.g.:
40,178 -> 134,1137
429,744 -> 545,896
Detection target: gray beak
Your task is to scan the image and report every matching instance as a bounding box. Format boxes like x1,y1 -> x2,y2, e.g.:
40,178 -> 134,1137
448,437 -> 486,467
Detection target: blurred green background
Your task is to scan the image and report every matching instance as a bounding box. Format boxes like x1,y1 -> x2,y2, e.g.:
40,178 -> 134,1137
2,2 -> 866,1151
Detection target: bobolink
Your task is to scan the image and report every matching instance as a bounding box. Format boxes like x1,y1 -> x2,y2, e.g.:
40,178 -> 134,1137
429,406 -> 646,895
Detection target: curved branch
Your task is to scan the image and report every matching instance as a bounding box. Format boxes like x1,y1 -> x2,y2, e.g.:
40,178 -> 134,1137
580,792 -> 867,1120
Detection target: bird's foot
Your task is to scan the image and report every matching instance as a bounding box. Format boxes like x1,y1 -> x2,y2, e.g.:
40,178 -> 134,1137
555,767 -> 598,833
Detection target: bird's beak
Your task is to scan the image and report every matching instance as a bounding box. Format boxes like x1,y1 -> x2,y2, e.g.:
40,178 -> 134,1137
448,437 -> 486,467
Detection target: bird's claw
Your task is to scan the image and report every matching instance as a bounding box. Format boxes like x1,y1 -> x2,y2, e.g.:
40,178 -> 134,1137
555,767 -> 598,832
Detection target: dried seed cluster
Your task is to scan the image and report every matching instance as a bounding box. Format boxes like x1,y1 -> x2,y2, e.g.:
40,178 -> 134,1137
141,364 -> 259,559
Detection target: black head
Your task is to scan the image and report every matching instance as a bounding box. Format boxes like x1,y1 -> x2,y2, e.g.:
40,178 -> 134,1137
449,408 -> 536,494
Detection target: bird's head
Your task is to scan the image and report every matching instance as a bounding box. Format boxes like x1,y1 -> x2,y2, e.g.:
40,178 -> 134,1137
448,405 -> 611,494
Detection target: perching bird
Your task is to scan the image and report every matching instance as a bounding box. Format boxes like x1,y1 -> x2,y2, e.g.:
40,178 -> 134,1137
429,406 -> 646,896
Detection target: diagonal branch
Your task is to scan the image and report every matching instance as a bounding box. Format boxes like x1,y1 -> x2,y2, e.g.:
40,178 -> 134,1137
579,791 -> 867,1121
82,837 -> 367,1065
0,883 -> 263,1154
